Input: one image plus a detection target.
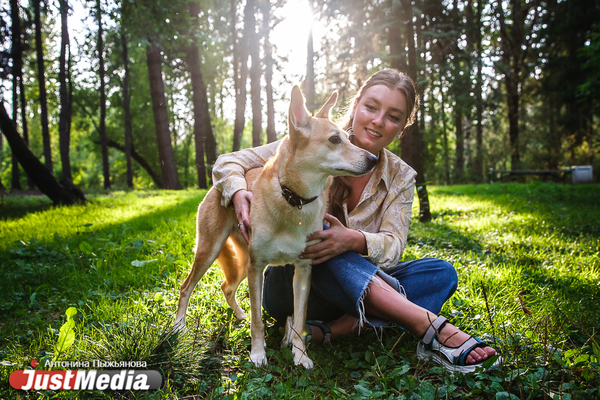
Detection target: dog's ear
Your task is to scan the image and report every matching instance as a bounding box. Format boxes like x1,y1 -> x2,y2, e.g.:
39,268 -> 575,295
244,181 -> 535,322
314,91 -> 338,120
289,85 -> 311,131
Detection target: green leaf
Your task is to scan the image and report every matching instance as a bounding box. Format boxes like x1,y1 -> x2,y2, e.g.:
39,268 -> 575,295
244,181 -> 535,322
131,259 -> 157,267
496,392 -> 519,400
79,241 -> 93,254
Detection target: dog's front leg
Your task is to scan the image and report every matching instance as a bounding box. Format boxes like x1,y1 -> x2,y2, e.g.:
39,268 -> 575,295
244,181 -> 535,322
247,262 -> 267,367
291,262 -> 314,369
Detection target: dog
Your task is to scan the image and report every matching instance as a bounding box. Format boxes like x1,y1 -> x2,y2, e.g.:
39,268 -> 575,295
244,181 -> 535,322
174,86 -> 378,368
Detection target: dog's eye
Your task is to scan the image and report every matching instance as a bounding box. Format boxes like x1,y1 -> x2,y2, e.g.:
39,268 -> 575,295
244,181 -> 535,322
329,135 -> 341,144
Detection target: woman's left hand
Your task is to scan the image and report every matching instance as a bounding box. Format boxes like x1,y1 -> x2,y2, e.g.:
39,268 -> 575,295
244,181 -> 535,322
300,213 -> 367,265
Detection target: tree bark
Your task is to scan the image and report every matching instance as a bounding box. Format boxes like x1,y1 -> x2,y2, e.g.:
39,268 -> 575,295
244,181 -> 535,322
440,81 -> 451,184
473,0 -> 484,182
97,0 -> 110,189
400,0 -> 431,222
146,43 -> 182,190
0,103 -> 86,205
232,0 -> 249,152
247,0 -> 262,148
10,0 -> 22,190
388,0 -> 406,72
34,0 -> 52,173
58,0 -> 73,182
186,0 -> 216,190
121,32 -> 134,189
454,110 -> 464,182
262,0 -> 276,143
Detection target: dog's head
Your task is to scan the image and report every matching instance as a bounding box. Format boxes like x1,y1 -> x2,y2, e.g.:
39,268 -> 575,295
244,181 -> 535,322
288,86 -> 378,177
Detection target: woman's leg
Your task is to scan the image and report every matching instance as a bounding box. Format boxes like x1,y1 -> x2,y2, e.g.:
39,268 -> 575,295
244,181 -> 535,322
362,277 -> 496,364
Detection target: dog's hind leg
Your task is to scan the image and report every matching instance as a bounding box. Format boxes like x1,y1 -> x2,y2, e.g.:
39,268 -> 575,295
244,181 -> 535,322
217,234 -> 249,320
175,189 -> 234,329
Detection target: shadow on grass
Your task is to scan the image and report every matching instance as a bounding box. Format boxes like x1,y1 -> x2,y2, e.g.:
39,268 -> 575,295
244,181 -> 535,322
0,193 -> 55,221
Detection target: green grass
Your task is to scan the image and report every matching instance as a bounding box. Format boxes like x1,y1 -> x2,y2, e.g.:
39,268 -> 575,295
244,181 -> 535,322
0,183 -> 599,399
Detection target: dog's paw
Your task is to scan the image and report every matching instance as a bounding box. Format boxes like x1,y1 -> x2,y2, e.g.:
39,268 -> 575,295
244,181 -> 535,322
249,351 -> 268,367
294,353 -> 314,369
235,309 -> 247,320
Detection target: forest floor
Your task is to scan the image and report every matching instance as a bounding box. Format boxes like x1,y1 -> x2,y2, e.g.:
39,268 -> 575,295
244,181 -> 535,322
0,182 -> 599,399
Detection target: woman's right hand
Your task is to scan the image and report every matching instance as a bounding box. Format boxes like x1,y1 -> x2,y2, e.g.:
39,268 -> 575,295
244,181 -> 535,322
233,189 -> 253,244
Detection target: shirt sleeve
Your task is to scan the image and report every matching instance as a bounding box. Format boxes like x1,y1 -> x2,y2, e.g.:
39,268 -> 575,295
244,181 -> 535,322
212,140 -> 281,207
359,170 -> 416,270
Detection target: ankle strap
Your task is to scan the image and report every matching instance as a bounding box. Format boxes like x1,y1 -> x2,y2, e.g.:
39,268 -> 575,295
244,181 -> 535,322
422,316 -> 448,346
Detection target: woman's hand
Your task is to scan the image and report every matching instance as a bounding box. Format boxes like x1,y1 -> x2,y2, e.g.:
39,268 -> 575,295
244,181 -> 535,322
300,213 -> 367,265
232,189 -> 253,244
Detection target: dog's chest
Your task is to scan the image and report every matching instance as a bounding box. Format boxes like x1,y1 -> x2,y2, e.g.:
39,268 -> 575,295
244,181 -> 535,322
251,215 -> 321,266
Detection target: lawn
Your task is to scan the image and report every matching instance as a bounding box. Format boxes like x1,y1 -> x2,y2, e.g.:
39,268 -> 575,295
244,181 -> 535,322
0,182 -> 599,399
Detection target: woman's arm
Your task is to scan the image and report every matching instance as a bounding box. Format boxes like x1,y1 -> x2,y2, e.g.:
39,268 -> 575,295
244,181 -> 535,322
212,140 -> 281,207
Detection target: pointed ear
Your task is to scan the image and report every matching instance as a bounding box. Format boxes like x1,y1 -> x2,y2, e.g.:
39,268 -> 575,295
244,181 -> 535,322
314,91 -> 338,119
289,85 -> 311,131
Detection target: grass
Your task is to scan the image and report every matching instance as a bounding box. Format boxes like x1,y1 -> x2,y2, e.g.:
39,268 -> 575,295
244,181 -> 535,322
0,182 -> 599,399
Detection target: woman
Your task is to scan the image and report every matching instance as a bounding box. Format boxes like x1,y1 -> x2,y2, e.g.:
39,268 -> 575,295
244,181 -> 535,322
212,69 -> 499,373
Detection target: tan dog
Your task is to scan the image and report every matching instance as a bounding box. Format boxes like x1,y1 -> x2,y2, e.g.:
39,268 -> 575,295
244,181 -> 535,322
175,86 -> 378,368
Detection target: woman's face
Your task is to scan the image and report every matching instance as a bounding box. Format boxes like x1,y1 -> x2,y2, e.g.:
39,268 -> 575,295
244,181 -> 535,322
351,84 -> 408,156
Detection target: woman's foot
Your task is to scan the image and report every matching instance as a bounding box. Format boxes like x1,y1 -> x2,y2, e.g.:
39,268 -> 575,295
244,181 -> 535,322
307,314 -> 359,344
417,315 -> 501,373
432,320 -> 497,365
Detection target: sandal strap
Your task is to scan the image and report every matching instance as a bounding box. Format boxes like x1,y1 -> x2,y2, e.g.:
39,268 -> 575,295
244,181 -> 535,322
422,316 -> 448,346
306,320 -> 332,344
454,337 -> 486,366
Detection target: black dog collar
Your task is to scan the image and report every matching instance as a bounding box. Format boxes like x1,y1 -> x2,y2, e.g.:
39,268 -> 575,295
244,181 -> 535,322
280,184 -> 318,210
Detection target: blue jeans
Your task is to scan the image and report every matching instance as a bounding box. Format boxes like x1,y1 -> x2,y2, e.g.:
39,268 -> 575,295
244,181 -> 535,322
263,252 -> 458,327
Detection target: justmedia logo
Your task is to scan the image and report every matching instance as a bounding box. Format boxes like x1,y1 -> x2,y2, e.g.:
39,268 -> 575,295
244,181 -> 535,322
9,361 -> 162,391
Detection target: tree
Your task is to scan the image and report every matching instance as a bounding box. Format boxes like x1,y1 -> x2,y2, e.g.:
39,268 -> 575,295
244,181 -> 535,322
247,0 -> 262,148
262,0 -> 277,143
10,0 -> 24,190
232,0 -> 249,152
496,0 -> 540,171
186,0 -> 216,189
146,41 -> 182,190
33,0 -> 52,172
120,31 -> 134,188
399,0 -> 431,222
58,0 -> 73,182
96,0 -> 110,189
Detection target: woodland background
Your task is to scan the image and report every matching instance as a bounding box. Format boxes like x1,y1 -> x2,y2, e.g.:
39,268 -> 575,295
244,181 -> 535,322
0,0 -> 599,204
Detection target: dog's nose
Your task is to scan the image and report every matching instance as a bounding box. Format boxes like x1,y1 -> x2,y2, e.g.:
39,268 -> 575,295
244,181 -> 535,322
365,153 -> 378,171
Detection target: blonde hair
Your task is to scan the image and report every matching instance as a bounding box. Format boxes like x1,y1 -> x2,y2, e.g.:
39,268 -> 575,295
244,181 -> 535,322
329,69 -> 418,225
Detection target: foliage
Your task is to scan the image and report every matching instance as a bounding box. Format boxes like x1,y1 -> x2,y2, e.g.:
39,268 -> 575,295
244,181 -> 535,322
0,183 -> 598,398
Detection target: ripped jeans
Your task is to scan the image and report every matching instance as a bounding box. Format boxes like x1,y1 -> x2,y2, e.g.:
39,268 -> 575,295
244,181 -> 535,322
262,252 -> 458,328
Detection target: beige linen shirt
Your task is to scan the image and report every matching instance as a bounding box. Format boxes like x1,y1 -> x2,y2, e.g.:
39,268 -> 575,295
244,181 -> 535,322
212,140 -> 417,270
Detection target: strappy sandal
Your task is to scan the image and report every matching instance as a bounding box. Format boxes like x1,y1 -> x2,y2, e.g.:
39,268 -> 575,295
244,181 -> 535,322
416,316 -> 502,374
283,316 -> 332,346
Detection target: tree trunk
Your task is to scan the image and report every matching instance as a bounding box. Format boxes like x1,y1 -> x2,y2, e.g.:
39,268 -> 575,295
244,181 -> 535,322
10,0 -> 22,190
454,110 -> 464,182
262,0 -> 276,143
232,0 -> 249,152
146,43 -> 182,190
187,0 -> 217,188
400,0 -> 431,222
121,32 -> 134,189
58,0 -> 73,182
440,81 -> 450,184
0,103 -> 86,205
388,0 -> 406,72
247,0 -> 262,148
473,0 -> 484,182
97,0 -> 110,189
34,0 -> 52,173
